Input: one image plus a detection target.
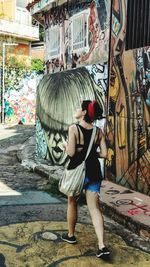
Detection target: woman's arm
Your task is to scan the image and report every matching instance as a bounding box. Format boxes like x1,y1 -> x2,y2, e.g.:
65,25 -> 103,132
98,132 -> 107,158
63,125 -> 76,157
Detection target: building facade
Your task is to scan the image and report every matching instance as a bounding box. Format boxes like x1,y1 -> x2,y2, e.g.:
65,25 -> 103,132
0,0 -> 41,124
0,0 -> 39,61
27,0 -> 150,195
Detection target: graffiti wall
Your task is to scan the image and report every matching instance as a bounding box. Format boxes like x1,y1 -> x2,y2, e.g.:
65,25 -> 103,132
36,0 -> 111,165
36,0 -> 150,195
44,0 -> 110,73
36,63 -> 108,164
3,69 -> 43,124
106,0 -> 150,195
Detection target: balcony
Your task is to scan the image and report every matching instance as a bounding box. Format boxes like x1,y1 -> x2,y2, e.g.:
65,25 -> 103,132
0,19 -> 39,41
0,7 -> 39,41
30,0 -> 66,15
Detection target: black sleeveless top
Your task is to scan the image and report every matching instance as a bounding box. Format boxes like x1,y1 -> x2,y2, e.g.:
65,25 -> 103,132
67,124 -> 102,183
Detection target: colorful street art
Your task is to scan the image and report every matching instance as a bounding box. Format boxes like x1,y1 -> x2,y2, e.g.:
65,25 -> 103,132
36,65 -> 107,164
36,0 -> 150,195
36,0 -> 110,165
3,69 -> 43,124
44,0 -> 110,73
106,0 -> 150,195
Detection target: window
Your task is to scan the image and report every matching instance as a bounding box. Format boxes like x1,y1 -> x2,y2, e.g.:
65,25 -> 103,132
71,11 -> 89,53
16,0 -> 30,25
16,0 -> 27,8
126,0 -> 150,50
16,8 -> 30,25
46,26 -> 60,58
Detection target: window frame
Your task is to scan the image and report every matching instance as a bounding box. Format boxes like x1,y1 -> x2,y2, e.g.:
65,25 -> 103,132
70,10 -> 89,54
46,25 -> 60,59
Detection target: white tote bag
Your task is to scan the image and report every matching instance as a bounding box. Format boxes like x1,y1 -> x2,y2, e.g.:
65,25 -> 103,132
59,127 -> 96,196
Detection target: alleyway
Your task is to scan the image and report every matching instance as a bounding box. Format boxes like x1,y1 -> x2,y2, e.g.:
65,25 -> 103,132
0,124 -> 149,267
0,125 -> 49,193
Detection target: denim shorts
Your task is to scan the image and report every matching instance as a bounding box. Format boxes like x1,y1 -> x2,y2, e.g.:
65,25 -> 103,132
83,177 -> 101,193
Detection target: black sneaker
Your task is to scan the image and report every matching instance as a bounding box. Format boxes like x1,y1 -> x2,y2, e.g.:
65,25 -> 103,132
61,233 -> 77,244
96,247 -> 110,259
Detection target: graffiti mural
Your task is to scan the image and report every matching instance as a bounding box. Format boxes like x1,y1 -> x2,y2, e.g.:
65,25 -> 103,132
106,0 -> 150,195
36,0 -> 150,195
86,63 -> 108,95
36,64 -> 107,164
44,0 -> 110,73
3,69 -> 43,124
102,182 -> 150,228
36,1 -> 110,167
36,117 -> 48,159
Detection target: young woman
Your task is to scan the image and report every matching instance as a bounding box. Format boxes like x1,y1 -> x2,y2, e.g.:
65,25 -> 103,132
61,100 -> 110,259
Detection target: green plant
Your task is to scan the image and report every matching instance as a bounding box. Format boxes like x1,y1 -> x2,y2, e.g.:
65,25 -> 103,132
39,24 -> 44,41
7,56 -> 29,69
31,58 -> 44,72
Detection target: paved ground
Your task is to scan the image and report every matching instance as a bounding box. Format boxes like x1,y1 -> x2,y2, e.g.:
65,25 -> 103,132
0,124 -> 150,267
0,221 -> 150,267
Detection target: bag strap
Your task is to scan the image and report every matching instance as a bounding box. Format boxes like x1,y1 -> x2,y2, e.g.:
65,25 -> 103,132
85,126 -> 96,161
76,124 -> 80,144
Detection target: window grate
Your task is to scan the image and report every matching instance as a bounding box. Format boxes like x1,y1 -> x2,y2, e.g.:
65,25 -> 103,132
71,12 -> 88,53
126,0 -> 150,50
45,26 -> 60,59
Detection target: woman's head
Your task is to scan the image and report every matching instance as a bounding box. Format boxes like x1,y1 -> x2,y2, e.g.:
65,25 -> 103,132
75,100 -> 103,122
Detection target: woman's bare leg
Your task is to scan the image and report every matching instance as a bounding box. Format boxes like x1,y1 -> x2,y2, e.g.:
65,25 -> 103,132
86,190 -> 105,249
67,196 -> 77,236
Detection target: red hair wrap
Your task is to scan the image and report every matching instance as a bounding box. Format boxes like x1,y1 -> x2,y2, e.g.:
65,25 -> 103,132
88,100 -> 96,121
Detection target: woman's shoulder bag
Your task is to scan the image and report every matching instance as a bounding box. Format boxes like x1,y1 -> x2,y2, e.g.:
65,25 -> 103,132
59,126 -> 96,197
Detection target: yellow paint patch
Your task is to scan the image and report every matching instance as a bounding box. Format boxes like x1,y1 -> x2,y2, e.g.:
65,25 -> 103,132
0,221 -> 149,267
